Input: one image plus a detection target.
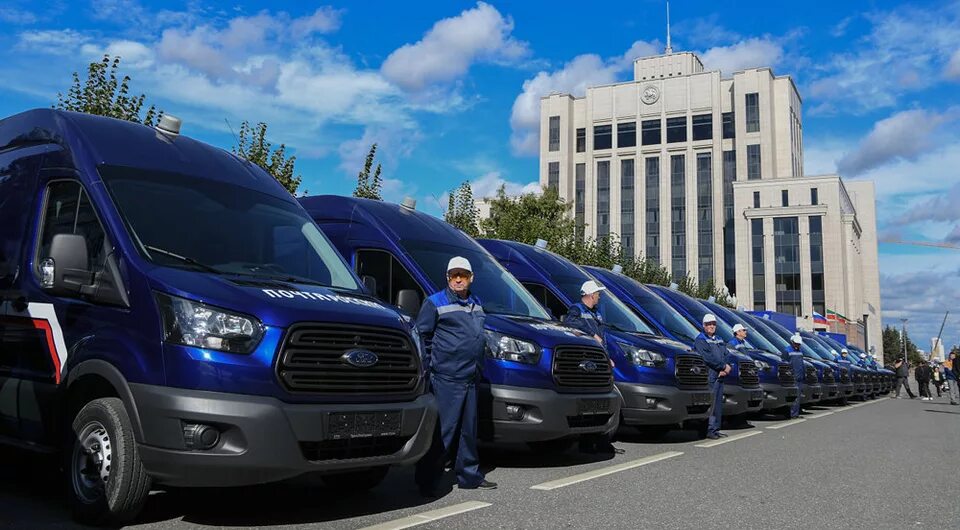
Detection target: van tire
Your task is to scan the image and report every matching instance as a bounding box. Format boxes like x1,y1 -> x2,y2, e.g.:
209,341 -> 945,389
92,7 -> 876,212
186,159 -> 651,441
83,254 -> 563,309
320,466 -> 389,492
67,397 -> 151,526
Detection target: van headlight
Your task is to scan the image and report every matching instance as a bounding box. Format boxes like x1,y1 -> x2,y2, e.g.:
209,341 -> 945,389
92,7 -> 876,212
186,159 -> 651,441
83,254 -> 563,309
156,293 -> 264,354
485,330 -> 541,364
619,341 -> 665,367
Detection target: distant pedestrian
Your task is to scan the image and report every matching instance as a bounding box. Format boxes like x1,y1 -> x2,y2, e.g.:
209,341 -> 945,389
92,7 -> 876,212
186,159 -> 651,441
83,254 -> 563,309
915,361 -> 932,400
695,314 -> 731,439
947,353 -> 960,406
931,362 -> 943,398
893,356 -> 916,399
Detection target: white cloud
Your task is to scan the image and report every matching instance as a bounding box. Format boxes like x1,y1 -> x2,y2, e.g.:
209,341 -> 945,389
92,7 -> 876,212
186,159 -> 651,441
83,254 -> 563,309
471,171 -> 540,198
947,49 -> 960,80
290,7 -> 343,38
0,6 -> 37,24
381,2 -> 529,92
837,108 -> 960,176
337,126 -> 422,177
699,37 -> 784,75
17,29 -> 89,54
81,40 -> 155,68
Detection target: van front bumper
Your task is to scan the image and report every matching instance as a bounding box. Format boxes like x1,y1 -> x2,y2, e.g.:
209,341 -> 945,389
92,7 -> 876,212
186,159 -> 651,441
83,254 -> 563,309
479,384 -> 620,443
800,383 -> 822,405
617,382 -> 711,426
131,383 -> 437,487
760,382 -> 799,411
722,384 -> 764,416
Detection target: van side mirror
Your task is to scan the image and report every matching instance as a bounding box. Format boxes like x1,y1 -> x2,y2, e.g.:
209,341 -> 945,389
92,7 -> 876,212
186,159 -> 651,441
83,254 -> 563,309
42,233 -> 92,294
361,275 -> 377,295
397,289 -> 421,316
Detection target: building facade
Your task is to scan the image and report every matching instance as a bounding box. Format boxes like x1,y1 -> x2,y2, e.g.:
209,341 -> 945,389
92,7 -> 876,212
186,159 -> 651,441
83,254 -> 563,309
538,50 -> 883,360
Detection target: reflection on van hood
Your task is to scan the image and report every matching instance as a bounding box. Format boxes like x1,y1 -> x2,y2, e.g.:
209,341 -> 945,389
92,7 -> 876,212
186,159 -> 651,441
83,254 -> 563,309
485,314 -> 602,349
148,267 -> 406,329
606,329 -> 692,357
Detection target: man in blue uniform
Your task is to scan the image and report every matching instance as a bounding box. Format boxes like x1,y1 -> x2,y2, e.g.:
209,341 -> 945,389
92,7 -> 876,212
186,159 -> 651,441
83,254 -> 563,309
729,323 -> 748,350
695,314 -> 731,439
836,348 -> 853,405
783,334 -> 805,418
415,256 -> 496,496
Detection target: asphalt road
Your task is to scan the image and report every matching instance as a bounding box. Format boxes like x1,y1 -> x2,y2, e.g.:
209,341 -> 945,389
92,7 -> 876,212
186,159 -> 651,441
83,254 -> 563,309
4,392 -> 960,529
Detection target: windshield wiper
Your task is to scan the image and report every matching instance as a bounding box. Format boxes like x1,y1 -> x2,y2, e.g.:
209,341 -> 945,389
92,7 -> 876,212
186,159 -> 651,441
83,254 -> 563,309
144,245 -> 225,274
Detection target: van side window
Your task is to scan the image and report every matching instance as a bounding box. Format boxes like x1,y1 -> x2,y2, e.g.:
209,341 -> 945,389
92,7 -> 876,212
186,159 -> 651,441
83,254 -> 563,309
355,249 -> 423,315
37,181 -> 108,277
521,282 -> 568,319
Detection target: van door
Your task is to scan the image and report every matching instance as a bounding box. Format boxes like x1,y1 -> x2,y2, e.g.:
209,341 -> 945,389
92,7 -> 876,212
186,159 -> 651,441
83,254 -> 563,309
354,249 -> 424,318
521,283 -> 569,321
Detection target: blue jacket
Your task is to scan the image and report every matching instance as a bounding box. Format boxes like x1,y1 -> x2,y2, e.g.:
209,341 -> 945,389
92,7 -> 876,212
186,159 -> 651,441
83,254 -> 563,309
728,337 -> 747,350
782,347 -> 805,383
695,332 -> 727,381
563,302 -> 604,339
415,288 -> 486,382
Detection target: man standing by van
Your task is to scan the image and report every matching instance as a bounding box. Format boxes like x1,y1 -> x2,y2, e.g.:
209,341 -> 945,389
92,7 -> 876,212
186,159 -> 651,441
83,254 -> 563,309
728,323 -> 749,350
563,280 -> 606,345
784,335 -> 806,419
695,314 -> 731,439
415,257 -> 496,495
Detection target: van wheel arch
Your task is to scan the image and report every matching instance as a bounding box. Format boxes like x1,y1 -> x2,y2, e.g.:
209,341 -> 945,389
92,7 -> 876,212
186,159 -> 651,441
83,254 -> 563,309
65,361 -> 144,443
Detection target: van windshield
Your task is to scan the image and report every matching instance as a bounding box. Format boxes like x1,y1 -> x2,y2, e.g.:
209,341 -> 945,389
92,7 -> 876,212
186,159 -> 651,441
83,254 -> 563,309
654,289 -> 736,342
705,301 -> 780,354
600,273 -> 699,342
401,240 -> 550,320
550,274 -> 658,335
100,165 -> 360,291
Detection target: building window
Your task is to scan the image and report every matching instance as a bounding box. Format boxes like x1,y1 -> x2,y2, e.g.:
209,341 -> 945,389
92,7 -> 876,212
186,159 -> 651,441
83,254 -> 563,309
781,189 -> 788,207
641,119 -> 661,145
722,112 -> 735,139
670,154 -> 686,279
548,116 -> 560,151
753,191 -> 760,208
666,116 -> 687,143
722,150 -> 736,295
810,215 -> 825,317
575,163 -> 586,238
547,162 -> 560,193
774,216 -> 801,316
811,188 -> 818,205
594,124 -> 612,150
597,161 -> 610,237
576,128 -> 586,153
621,159 -> 635,257
696,153 -> 713,282
745,92 -> 760,133
692,114 -> 712,141
618,121 -> 636,148
645,157 -> 660,262
747,144 -> 761,180
751,218 -> 765,311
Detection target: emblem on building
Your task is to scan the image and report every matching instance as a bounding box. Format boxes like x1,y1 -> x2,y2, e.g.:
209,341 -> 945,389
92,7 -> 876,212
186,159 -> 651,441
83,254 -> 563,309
641,85 -> 660,105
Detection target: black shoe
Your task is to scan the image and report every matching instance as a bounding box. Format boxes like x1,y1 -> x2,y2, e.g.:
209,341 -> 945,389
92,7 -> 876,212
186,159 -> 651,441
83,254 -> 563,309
717,432 -> 729,437
461,480 -> 498,490
706,433 -> 721,440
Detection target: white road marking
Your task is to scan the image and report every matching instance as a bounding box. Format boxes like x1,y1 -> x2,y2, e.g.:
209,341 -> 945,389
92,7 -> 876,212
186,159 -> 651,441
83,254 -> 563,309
766,418 -> 807,430
530,451 -> 684,491
694,430 -> 763,448
359,501 -> 492,530
804,411 -> 835,419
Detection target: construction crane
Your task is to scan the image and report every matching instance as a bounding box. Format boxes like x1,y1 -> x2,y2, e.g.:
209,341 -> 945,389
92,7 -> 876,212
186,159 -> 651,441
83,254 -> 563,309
879,239 -> 960,250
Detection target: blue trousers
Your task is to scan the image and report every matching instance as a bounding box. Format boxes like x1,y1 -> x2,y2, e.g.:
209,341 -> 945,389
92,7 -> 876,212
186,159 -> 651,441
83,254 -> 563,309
415,375 -> 483,489
789,385 -> 802,418
707,377 -> 724,435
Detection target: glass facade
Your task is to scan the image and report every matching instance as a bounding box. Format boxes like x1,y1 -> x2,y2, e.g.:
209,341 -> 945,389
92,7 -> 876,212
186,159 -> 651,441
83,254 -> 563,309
621,159 -> 635,257
548,116 -> 560,151
810,215 -> 825,316
642,119 -> 661,145
576,128 -> 586,152
751,218 -> 765,311
575,163 -> 585,237
666,116 -> 687,143
747,144 -> 761,180
645,157 -> 660,262
548,162 -> 559,192
594,124 -> 612,150
746,92 -> 760,133
722,112 -> 735,139
696,153 -> 713,282
597,160 -> 610,237
670,154 -> 686,279
618,122 -> 636,148
774,216 -> 801,316
692,114 -> 712,141
722,150 -> 736,294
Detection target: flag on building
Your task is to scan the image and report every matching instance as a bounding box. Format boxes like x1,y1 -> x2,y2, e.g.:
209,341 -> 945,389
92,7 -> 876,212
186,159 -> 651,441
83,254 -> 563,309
826,309 -> 849,324
813,312 -> 828,326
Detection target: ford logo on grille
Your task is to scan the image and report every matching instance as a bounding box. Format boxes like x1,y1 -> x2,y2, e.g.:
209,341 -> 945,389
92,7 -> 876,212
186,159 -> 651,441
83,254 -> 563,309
579,360 -> 598,372
342,349 -> 379,368
691,365 -> 703,375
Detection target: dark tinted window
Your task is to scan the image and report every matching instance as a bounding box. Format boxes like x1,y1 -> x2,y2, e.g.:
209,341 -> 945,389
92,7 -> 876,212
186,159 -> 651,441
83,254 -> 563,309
548,116 -> 560,151
576,128 -> 586,152
355,249 -> 424,315
666,116 -> 687,143
745,93 -> 760,133
747,144 -> 761,180
692,114 -> 712,141
594,124 -> 612,150
37,181 -> 108,275
617,121 -> 636,148
722,112 -> 735,139
641,119 -> 661,145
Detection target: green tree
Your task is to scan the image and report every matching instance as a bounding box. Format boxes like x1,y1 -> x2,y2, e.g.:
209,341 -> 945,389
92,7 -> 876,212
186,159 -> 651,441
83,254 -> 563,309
444,181 -> 480,237
55,55 -> 162,125
480,185 -> 577,246
354,144 -> 383,200
232,121 -> 302,196
882,325 -> 924,365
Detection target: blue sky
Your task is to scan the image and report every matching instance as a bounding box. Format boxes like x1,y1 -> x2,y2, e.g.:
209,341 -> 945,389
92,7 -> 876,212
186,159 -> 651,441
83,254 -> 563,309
2,0 -> 960,346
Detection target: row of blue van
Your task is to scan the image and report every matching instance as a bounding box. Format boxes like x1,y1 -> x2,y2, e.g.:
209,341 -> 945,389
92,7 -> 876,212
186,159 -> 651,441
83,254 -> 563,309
0,110 -> 892,525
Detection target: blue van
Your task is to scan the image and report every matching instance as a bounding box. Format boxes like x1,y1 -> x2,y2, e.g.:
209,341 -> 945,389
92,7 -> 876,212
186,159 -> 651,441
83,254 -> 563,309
801,331 -> 855,402
586,267 -> 798,418
0,110 -> 437,524
735,311 -> 824,406
477,240 -> 712,433
303,196 -> 621,450
645,286 -> 766,420
816,333 -> 873,398
745,314 -> 837,403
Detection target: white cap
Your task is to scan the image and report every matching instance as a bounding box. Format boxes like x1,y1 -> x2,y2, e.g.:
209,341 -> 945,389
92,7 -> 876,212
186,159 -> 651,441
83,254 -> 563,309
790,333 -> 803,344
580,280 -> 606,295
859,352 -> 867,358
702,314 -> 717,325
447,256 -> 472,273
732,323 -> 746,333
841,348 -> 849,354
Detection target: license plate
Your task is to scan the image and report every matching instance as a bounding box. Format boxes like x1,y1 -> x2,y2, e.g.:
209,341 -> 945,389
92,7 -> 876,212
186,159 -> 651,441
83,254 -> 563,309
750,390 -> 763,401
577,398 -> 609,415
328,411 -> 401,439
691,392 -> 712,406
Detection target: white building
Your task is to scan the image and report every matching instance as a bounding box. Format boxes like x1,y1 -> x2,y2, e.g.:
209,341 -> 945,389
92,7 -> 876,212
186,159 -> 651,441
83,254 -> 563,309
537,50 -> 883,360
931,337 -> 945,362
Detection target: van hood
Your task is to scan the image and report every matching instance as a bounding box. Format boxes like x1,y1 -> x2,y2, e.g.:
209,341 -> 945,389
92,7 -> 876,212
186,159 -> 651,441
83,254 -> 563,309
605,329 -> 692,357
485,314 -> 602,349
148,268 -> 407,329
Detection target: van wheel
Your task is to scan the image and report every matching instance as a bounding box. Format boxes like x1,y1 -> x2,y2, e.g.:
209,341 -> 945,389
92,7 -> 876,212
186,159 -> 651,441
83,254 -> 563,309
527,438 -> 576,454
68,397 -> 151,526
321,466 -> 389,492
